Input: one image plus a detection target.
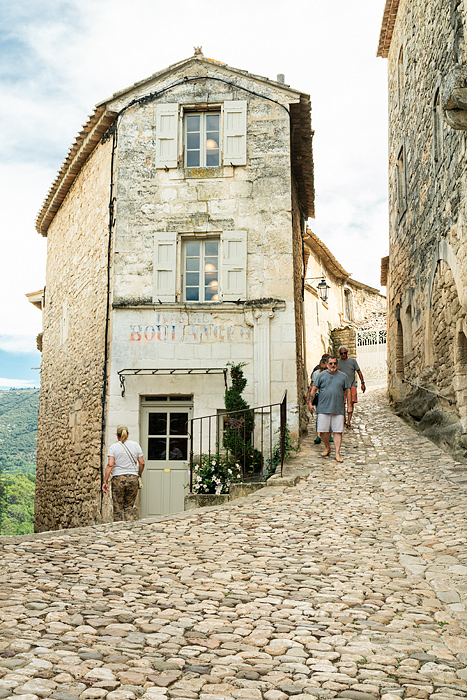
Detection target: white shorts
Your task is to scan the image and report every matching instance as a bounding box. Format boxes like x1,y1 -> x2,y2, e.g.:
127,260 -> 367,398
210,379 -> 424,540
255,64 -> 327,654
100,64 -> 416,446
317,413 -> 345,434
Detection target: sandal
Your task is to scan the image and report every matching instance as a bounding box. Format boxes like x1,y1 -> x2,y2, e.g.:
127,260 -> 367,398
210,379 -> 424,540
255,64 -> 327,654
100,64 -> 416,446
321,450 -> 330,458
335,456 -> 344,463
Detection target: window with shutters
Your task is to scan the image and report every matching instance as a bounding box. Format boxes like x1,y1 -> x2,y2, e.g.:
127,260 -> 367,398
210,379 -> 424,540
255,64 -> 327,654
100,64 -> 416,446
179,231 -> 247,303
185,112 -> 221,167
155,101 -> 247,170
182,238 -> 220,301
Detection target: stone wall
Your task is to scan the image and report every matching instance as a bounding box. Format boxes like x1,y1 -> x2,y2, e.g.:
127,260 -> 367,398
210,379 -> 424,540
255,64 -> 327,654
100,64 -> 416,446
331,327 -> 357,359
347,282 -> 386,325
291,178 -> 308,435
35,140 -> 112,532
384,0 -> 467,458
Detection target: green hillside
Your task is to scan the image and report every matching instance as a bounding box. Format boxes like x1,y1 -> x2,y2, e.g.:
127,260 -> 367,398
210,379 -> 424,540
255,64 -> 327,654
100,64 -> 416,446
0,388 -> 39,534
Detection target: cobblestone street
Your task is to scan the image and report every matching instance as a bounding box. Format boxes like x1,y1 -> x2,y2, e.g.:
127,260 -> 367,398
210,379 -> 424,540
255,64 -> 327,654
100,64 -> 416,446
2,389 -> 467,700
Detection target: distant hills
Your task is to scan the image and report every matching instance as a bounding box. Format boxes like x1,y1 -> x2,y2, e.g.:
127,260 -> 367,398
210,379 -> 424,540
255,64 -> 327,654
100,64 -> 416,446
0,389 -> 39,534
0,388 -> 39,476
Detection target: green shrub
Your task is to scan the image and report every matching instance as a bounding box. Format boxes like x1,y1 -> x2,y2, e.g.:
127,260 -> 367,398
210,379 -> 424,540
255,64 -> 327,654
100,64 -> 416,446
223,362 -> 262,476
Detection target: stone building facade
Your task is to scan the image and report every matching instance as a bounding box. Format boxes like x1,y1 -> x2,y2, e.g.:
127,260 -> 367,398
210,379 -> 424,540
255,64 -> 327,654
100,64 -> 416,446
33,53 -> 315,531
378,0 -> 467,457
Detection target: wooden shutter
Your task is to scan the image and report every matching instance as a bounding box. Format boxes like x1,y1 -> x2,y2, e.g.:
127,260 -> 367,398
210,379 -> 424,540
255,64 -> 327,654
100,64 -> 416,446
155,104 -> 179,169
221,231 -> 247,301
153,232 -> 177,302
223,101 -> 247,166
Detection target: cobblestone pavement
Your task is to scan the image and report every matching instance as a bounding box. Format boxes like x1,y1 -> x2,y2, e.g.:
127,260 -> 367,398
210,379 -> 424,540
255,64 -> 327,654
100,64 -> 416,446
2,389 -> 467,700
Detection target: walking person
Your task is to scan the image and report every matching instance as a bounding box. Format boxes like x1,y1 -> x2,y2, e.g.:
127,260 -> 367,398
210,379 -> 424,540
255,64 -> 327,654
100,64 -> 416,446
308,355 -> 351,462
103,425 -> 145,521
337,345 -> 366,428
307,357 -> 328,445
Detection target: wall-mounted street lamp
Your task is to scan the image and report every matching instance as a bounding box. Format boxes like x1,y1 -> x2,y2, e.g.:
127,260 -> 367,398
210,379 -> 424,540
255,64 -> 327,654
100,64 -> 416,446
308,276 -> 330,303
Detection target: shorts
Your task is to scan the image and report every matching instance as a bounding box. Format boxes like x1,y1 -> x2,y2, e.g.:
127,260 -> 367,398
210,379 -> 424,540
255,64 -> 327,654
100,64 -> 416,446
317,413 -> 345,434
350,386 -> 358,403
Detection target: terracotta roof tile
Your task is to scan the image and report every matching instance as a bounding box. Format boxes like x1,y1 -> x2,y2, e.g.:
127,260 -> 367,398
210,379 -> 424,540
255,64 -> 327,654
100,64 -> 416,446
377,0 -> 400,58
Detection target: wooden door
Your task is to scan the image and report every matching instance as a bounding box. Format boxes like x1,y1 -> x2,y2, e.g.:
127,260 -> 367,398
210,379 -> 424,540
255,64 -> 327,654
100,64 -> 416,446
140,400 -> 191,518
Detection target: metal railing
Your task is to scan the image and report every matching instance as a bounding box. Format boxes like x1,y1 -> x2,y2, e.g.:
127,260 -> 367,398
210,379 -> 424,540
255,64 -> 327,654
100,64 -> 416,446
402,378 -> 453,405
189,392 -> 287,491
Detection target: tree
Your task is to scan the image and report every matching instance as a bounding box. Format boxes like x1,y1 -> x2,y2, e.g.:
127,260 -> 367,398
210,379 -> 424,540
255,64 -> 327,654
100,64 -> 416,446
223,363 -> 262,476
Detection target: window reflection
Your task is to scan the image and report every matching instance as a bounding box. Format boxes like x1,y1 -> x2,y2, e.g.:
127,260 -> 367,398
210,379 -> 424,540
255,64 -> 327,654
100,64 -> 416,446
170,413 -> 188,435
148,437 -> 166,460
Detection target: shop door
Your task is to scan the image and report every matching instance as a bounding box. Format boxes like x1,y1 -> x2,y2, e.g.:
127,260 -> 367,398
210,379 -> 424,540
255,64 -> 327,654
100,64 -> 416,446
140,399 -> 192,518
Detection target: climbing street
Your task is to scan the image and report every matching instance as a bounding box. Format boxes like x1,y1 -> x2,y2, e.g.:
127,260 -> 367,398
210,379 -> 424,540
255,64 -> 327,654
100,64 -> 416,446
1,389 -> 467,700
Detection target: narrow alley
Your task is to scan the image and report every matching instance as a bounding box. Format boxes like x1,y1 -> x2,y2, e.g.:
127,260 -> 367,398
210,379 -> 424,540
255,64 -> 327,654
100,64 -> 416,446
1,390 -> 467,700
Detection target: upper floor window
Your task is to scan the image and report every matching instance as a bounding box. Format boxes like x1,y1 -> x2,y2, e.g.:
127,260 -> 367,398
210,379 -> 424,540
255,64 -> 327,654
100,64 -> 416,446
396,146 -> 407,217
185,112 -> 220,168
397,45 -> 404,106
433,88 -> 443,164
155,101 -> 247,170
184,238 -> 220,301
344,288 -> 354,321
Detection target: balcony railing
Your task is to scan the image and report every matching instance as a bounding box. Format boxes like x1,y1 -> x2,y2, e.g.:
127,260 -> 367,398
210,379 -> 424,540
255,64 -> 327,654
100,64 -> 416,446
188,392 -> 287,491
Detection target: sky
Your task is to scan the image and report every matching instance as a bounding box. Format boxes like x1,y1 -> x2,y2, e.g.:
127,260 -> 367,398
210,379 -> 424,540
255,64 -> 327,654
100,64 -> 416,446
0,0 -> 389,389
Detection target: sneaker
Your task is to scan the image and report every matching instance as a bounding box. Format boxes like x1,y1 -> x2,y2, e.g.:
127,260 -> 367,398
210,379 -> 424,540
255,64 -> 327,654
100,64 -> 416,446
314,436 -> 321,444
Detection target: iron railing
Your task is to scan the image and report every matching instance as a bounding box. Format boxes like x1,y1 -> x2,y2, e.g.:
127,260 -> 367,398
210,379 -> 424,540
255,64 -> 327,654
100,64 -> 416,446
189,392 -> 287,491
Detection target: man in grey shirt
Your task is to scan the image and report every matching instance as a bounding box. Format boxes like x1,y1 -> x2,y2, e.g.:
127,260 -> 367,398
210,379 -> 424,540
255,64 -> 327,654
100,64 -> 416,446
308,355 -> 351,462
337,346 -> 366,428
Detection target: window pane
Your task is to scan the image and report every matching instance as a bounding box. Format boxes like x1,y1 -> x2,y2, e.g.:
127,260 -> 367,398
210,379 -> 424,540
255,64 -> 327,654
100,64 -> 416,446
185,242 -> 200,257
169,438 -> 187,460
204,256 -> 218,269
148,413 -> 167,435
187,132 -> 200,150
206,114 -> 219,131
206,133 -> 219,147
185,287 -> 199,301
170,413 -> 188,435
186,257 -> 199,272
205,241 -> 218,256
186,115 -> 200,131
206,150 -> 220,167
205,285 -> 219,301
187,150 -> 200,167
185,272 -> 200,286
148,438 -> 167,460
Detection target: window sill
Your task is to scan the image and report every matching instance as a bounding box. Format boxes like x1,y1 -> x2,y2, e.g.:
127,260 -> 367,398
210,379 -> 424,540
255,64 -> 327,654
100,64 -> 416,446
113,300 -> 247,313
168,166 -> 234,180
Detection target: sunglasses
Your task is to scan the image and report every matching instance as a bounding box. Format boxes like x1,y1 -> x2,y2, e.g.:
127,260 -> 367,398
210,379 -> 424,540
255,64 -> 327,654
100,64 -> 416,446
328,362 -> 337,366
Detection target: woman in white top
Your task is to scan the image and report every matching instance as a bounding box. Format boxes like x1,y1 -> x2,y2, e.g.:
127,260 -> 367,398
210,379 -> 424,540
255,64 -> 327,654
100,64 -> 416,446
103,424 -> 145,521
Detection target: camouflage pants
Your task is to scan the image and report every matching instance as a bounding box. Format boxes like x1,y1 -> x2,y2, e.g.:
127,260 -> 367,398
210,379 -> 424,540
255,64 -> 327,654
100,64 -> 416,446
111,474 -> 139,521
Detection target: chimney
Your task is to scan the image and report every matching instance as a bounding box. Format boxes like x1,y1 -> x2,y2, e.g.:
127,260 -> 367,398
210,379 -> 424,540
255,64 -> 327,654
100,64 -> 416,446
277,74 -> 285,83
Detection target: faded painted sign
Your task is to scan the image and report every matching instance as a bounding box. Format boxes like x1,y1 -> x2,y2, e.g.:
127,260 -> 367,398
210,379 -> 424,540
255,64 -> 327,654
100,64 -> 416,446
128,312 -> 251,344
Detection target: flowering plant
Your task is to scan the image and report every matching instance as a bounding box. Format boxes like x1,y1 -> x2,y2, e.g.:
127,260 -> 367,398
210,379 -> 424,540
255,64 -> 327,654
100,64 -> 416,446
191,454 -> 242,494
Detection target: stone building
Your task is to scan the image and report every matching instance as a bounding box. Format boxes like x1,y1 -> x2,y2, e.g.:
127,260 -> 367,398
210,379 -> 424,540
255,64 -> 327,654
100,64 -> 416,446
304,229 -> 387,387
378,0 -> 467,457
33,53 -> 315,531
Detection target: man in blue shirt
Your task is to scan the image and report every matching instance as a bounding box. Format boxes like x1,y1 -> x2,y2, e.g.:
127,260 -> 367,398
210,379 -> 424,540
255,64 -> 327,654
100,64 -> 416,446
308,355 -> 351,462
